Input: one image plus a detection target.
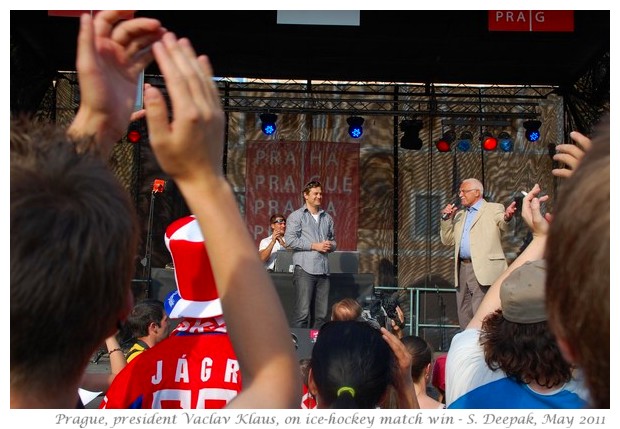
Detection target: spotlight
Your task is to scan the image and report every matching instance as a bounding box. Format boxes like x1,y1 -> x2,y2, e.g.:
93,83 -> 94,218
524,120 -> 542,142
347,116 -> 364,138
498,131 -> 513,152
435,130 -> 456,152
481,132 -> 498,151
456,131 -> 473,152
126,121 -> 144,144
260,113 -> 278,136
400,119 -> 424,150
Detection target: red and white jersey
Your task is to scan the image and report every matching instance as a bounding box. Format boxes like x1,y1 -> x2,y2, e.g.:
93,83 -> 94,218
100,317 -> 241,409
301,383 -> 317,409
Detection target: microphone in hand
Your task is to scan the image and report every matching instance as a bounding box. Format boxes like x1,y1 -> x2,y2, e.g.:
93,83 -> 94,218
441,202 -> 459,220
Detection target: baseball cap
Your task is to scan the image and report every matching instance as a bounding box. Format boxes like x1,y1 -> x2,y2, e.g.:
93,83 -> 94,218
500,259 -> 547,324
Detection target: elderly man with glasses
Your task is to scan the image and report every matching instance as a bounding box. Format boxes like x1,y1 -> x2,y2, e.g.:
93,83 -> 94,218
258,213 -> 288,271
440,178 -> 517,329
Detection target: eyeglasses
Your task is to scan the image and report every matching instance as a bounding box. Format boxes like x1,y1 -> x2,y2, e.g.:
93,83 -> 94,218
458,189 -> 476,194
272,219 -> 286,224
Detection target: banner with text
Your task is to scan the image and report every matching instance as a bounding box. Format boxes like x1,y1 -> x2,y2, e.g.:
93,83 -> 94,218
245,140 -> 359,250
488,10 -> 574,32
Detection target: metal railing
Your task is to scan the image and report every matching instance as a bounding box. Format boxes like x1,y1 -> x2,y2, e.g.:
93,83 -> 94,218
375,286 -> 459,338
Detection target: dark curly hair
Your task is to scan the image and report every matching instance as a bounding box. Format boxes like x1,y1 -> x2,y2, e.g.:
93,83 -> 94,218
480,310 -> 572,388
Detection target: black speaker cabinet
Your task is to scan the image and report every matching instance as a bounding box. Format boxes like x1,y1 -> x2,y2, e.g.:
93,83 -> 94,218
150,268 -> 376,330
270,272 -> 375,327
150,268 -> 177,302
290,328 -> 318,360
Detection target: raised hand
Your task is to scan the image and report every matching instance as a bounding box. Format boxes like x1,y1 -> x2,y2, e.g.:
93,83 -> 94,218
145,33 -> 225,184
389,305 -> 405,339
69,11 -> 165,157
503,201 -> 517,221
521,184 -> 551,237
380,327 -> 419,408
441,203 -> 457,220
552,131 -> 592,178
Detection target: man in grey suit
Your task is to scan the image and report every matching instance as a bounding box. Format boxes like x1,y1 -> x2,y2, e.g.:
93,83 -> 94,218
440,178 -> 516,329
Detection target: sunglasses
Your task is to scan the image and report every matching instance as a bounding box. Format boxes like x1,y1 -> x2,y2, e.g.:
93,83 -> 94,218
273,219 -> 286,224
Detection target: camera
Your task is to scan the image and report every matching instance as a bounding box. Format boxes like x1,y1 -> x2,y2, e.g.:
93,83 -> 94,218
362,291 -> 404,330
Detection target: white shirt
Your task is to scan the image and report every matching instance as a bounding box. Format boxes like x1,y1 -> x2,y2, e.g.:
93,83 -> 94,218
259,235 -> 285,270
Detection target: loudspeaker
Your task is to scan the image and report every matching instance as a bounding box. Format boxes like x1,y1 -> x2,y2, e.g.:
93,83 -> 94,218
151,268 -> 376,333
327,251 -> 359,273
270,272 -> 375,327
151,268 -> 177,301
290,328 -> 318,359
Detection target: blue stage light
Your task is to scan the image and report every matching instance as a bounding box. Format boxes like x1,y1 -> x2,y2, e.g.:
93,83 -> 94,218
260,113 -> 278,136
347,116 -> 364,138
524,120 -> 542,142
498,131 -> 513,152
456,131 -> 473,152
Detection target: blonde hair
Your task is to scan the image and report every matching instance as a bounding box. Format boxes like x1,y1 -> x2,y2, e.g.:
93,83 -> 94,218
330,298 -> 362,321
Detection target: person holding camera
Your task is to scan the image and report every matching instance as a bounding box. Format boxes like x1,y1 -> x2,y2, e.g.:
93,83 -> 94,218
359,293 -> 405,336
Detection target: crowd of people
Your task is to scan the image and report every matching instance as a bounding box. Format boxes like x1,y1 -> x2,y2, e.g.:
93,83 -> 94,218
10,10 -> 608,411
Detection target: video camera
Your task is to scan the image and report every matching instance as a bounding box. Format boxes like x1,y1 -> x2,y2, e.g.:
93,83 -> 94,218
361,291 -> 405,330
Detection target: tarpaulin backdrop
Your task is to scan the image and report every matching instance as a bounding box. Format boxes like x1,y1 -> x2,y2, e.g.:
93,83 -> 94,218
245,140 -> 360,250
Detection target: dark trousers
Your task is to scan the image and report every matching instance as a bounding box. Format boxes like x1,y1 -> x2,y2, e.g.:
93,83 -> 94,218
456,260 -> 489,329
292,265 -> 330,329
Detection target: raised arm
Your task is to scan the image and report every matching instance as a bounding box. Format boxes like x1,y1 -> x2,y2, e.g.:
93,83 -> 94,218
144,33 -> 299,408
380,327 -> 419,409
467,184 -> 550,330
258,236 -> 277,263
80,334 -> 127,392
68,11 -> 165,157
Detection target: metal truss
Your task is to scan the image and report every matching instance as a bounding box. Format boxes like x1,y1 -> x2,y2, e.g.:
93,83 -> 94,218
59,72 -> 554,119
212,78 -> 552,119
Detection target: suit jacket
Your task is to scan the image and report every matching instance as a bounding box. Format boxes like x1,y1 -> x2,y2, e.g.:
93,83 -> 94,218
440,199 -> 511,287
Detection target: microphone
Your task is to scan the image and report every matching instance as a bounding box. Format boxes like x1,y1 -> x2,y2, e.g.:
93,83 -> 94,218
152,179 -> 166,194
441,200 -> 460,220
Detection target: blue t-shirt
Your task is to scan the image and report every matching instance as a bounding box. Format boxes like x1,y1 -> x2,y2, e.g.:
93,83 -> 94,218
449,377 -> 586,409
446,329 -> 589,409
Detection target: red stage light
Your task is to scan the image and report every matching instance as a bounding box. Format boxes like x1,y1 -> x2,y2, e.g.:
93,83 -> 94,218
127,130 -> 142,143
436,140 -> 452,152
435,130 -> 456,152
482,133 -> 498,151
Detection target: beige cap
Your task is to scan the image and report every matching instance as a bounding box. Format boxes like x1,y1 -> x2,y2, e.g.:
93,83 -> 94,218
500,259 -> 547,324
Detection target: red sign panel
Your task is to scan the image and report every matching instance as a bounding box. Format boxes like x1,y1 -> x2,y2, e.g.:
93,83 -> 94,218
245,140 -> 359,250
489,11 -> 574,32
48,11 -> 135,19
